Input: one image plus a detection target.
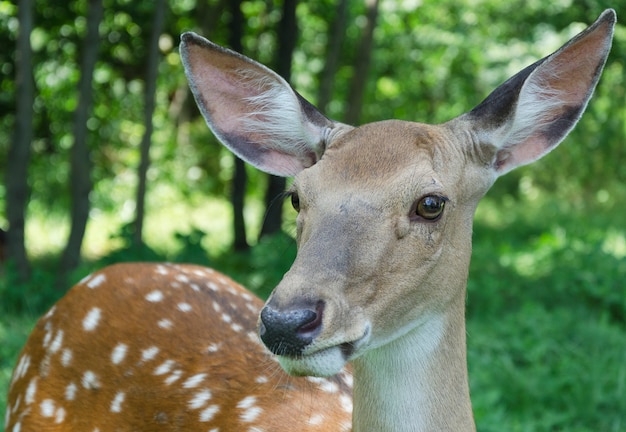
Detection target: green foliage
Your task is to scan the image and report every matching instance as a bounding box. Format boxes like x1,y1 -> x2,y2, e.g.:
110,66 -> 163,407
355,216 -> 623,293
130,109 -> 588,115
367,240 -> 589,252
2,0 -> 625,229
469,306 -> 626,431
211,231 -> 298,299
465,191 -> 626,430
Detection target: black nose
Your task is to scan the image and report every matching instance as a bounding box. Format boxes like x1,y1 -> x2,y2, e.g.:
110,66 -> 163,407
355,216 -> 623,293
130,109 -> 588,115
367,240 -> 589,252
259,301 -> 324,357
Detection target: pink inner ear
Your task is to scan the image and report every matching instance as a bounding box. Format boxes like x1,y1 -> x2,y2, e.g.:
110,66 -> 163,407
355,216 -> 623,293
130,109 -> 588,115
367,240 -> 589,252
182,34 -> 331,177
544,25 -> 612,105
185,43 -> 263,136
495,136 -> 548,172
261,152 -> 310,177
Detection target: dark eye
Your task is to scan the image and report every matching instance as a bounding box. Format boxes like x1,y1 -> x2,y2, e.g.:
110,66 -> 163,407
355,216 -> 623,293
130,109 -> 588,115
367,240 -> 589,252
412,195 -> 446,221
290,192 -> 300,212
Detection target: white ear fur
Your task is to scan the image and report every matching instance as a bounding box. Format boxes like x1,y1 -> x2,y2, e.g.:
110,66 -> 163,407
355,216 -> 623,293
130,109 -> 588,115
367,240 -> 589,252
237,69 -> 328,171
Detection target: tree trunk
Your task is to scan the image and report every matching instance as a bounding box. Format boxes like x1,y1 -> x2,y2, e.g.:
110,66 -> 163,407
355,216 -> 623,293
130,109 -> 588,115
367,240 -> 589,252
316,0 -> 349,114
5,0 -> 34,281
58,0 -> 104,286
259,0 -> 298,239
134,0 -> 167,247
228,0 -> 249,251
344,0 -> 379,125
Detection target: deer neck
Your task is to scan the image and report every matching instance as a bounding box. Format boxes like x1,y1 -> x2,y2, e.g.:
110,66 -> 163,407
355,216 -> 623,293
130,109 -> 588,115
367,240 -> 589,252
351,295 -> 474,432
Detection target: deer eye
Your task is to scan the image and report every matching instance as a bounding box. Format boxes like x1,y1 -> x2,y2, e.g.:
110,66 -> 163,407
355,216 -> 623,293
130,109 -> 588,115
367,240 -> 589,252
411,195 -> 447,221
290,192 -> 300,212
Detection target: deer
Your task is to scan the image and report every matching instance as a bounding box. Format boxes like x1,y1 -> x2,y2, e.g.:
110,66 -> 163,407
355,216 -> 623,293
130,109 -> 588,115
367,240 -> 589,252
4,263 -> 354,431
5,9 -> 615,432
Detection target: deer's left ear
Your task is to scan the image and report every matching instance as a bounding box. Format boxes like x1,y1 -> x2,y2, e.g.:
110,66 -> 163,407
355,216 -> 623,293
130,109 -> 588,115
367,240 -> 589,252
465,9 -> 615,176
180,33 -> 350,177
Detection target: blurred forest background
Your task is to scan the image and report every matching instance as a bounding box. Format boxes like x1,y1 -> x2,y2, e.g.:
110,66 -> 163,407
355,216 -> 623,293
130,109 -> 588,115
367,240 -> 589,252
1,0 -> 625,430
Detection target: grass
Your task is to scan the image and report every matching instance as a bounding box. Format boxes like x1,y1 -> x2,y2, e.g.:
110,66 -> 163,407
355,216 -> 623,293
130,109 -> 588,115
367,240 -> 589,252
1,188 -> 625,430
466,185 -> 626,430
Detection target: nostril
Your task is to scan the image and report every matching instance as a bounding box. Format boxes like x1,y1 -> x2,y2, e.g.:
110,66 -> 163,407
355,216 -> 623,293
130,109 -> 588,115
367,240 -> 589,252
297,301 -> 324,335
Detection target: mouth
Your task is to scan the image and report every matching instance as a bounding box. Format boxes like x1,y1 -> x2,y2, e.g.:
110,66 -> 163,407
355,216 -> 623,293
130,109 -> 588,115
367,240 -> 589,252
277,326 -> 370,377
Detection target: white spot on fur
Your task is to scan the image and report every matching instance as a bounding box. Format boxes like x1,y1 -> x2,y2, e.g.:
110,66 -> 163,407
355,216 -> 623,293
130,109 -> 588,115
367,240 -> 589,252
221,313 -> 232,323
255,376 -> 268,384
188,389 -> 212,409
87,273 -> 106,289
146,290 -> 164,302
164,370 -> 183,385
231,323 -> 243,332
207,343 -> 221,353
183,373 -> 207,389
245,302 -> 259,314
157,319 -> 173,329
13,354 -> 30,382
238,396 -> 263,422
341,371 -> 353,388
199,404 -> 220,422
155,265 -> 169,275
111,343 -> 128,365
55,407 -> 66,423
141,346 -> 160,361
110,392 -> 125,413
177,302 -> 192,312
40,399 -> 55,417
25,378 -> 37,404
307,376 -> 338,393
82,308 -> 102,331
78,273 -> 92,285
43,306 -> 56,319
49,330 -> 64,353
154,360 -> 175,375
82,371 -> 100,389
8,395 -> 21,424
61,348 -> 73,367
42,325 -> 53,347
65,383 -> 77,401
12,422 -> 22,432
340,394 -> 353,414
175,274 -> 190,283
193,268 -> 211,277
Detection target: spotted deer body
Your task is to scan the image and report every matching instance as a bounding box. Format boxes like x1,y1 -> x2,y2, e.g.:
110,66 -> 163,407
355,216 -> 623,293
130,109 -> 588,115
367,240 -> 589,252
5,263 -> 352,431
5,10 -> 615,432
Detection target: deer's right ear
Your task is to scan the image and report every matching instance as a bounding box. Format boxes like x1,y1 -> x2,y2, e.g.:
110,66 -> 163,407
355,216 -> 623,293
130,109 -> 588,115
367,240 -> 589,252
465,9 -> 615,176
180,33 -> 347,177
